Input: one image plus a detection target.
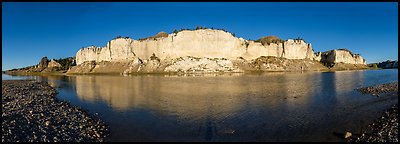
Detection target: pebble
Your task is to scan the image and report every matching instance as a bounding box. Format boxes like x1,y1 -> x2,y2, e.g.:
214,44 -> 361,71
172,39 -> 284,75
348,105 -> 398,142
357,82 -> 398,95
2,80 -> 109,142
45,121 -> 50,127
349,82 -> 398,142
344,132 -> 352,139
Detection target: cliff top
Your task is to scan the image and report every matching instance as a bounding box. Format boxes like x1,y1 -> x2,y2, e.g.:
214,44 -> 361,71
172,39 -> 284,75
108,27 -> 309,46
321,49 -> 361,57
172,26 -> 235,36
337,48 -> 360,56
138,31 -> 169,41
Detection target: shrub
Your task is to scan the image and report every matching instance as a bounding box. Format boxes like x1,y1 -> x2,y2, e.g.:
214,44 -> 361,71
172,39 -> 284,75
244,41 -> 249,48
173,29 -> 179,34
150,53 -> 160,62
139,32 -> 168,41
255,36 -> 285,46
54,57 -> 76,71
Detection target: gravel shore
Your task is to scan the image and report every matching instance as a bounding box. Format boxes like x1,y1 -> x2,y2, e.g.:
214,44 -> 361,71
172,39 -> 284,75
2,80 -> 109,142
357,82 -> 398,96
349,105 -> 398,142
348,82 -> 398,142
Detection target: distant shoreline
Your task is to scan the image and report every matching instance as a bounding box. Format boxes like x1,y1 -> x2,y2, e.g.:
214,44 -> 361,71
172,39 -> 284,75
4,61 -> 379,76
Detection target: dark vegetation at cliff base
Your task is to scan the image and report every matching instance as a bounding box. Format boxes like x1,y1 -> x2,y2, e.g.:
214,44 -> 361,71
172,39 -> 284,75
2,80 -> 109,142
54,57 -> 76,71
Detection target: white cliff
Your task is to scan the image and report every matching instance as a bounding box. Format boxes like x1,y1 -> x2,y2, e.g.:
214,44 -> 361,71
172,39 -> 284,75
320,49 -> 366,65
71,29 -> 366,74
76,29 -> 317,65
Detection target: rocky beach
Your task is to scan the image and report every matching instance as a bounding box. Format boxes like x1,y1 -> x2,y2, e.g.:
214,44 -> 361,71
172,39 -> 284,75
357,82 -> 398,96
2,80 -> 109,142
348,82 -> 398,142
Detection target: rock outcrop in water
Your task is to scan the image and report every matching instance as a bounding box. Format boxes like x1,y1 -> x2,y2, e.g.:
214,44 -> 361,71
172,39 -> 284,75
68,29 -> 366,74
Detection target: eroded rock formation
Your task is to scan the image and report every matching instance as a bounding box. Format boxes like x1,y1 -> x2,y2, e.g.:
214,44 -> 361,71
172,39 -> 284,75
75,29 -> 316,65
68,29 -> 366,74
35,56 -> 49,71
48,59 -> 62,68
319,49 -> 366,66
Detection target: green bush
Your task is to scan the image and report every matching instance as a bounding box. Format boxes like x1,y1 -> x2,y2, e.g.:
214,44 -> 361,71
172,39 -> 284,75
54,57 -> 76,71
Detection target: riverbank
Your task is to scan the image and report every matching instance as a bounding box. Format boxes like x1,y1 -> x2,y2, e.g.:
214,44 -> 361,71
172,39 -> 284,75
4,64 -> 375,77
357,82 -> 398,96
347,82 -> 398,142
349,105 -> 398,142
3,71 -> 66,76
2,80 -> 109,142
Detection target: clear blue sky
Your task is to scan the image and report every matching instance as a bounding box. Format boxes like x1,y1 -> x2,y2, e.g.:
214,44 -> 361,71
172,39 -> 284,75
2,2 -> 398,70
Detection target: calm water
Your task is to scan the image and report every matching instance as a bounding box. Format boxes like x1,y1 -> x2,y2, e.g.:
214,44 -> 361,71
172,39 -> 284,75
2,69 -> 398,142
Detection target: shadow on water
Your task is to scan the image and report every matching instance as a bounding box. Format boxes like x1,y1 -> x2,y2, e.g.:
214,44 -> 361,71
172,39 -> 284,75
205,120 -> 214,141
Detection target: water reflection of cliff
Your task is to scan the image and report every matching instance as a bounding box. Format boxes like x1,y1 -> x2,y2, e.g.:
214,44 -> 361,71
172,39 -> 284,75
74,73 -> 317,118
333,71 -> 364,93
298,71 -> 364,109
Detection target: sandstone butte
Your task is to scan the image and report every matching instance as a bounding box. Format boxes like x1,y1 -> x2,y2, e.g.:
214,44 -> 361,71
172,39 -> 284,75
63,29 -> 367,74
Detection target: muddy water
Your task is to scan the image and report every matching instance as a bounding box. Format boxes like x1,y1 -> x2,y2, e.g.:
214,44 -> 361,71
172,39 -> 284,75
2,69 -> 398,142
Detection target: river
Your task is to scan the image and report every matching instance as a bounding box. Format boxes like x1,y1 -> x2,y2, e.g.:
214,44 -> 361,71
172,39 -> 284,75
2,69 -> 398,142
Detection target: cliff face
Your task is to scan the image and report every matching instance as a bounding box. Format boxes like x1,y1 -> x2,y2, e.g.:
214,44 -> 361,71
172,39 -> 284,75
320,49 -> 366,66
76,29 -> 316,65
76,46 -> 103,65
71,29 -> 366,74
37,57 -> 49,70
